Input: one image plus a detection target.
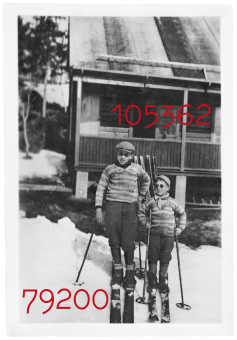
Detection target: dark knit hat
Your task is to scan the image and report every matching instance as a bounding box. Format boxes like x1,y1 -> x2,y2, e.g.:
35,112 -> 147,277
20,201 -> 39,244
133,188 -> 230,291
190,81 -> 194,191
115,141 -> 135,152
155,175 -> 171,187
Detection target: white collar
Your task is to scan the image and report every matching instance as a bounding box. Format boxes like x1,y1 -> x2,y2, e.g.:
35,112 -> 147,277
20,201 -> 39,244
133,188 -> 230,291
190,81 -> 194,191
154,193 -> 169,200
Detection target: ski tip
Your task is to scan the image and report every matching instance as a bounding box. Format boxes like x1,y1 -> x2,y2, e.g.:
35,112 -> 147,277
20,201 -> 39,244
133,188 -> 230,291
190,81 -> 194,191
161,319 -> 170,323
148,315 -> 159,322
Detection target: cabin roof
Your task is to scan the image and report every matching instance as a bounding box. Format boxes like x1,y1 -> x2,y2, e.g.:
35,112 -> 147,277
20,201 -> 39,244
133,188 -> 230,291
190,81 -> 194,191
69,17 -> 220,82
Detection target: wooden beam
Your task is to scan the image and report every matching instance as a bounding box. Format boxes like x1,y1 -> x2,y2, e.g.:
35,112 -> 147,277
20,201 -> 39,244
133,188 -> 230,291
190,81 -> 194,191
211,105 -> 216,143
75,164 -> 221,177
74,77 -> 82,166
75,171 -> 88,199
180,90 -> 188,171
72,67 -> 221,93
175,175 -> 187,207
176,121 -> 181,140
98,54 -> 220,73
69,78 -> 73,142
81,76 -> 144,88
19,184 -> 72,193
129,107 -> 134,137
186,203 -> 221,208
78,133 -> 220,146
79,76 -> 220,94
100,126 -> 129,133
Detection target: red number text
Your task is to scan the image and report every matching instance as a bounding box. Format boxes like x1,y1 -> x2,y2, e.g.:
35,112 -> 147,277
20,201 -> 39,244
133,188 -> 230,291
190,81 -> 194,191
196,104 -> 211,125
74,289 -> 90,310
22,289 -> 37,314
39,289 -> 54,314
92,289 -> 109,310
161,105 -> 175,129
144,105 -> 158,129
56,288 -> 71,309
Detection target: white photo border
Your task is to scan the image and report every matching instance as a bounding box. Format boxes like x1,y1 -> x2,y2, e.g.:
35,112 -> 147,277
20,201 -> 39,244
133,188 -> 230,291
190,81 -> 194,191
3,2 -> 233,337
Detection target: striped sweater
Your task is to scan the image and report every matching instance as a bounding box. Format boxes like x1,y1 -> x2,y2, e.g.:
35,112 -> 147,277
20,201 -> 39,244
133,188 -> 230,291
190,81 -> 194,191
95,163 -> 151,207
137,195 -> 186,236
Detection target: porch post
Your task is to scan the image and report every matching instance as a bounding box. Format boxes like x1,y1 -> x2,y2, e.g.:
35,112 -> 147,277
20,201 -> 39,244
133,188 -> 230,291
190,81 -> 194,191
211,107 -> 221,143
75,77 -> 82,166
75,77 -> 88,199
180,90 -> 188,171
175,175 -> 186,208
211,106 -> 216,143
76,171 -> 88,199
129,106 -> 134,137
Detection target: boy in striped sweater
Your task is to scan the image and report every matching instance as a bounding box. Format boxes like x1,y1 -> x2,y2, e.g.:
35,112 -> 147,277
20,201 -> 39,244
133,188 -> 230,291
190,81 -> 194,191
137,175 -> 186,293
95,141 -> 150,288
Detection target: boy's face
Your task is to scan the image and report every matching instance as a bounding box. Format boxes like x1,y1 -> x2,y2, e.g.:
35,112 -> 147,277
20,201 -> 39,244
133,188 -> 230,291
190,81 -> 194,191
117,150 -> 133,165
155,180 -> 170,197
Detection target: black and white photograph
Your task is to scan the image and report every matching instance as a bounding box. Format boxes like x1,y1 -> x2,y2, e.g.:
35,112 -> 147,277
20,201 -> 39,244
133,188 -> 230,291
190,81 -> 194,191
4,3 -> 233,337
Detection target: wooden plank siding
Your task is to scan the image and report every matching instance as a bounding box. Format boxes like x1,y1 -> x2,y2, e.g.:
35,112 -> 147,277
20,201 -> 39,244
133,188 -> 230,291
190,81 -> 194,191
78,135 -> 181,169
76,135 -> 220,174
185,142 -> 221,170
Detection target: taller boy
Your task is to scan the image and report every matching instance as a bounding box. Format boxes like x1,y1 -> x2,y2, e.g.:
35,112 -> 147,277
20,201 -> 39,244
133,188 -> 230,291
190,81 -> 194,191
95,141 -> 150,288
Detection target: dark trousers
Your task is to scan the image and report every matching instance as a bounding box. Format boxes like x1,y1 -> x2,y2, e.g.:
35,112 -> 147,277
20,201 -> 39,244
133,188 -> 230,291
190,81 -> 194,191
148,234 -> 174,277
105,201 -> 138,253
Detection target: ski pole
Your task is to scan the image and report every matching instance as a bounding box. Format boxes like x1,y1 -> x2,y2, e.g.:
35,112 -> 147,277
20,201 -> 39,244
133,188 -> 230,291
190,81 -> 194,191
135,222 -> 145,279
73,233 -> 94,286
136,224 -> 151,304
175,231 -> 191,310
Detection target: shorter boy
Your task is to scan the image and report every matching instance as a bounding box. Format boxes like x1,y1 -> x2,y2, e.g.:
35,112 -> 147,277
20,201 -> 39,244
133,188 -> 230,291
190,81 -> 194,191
137,175 -> 186,293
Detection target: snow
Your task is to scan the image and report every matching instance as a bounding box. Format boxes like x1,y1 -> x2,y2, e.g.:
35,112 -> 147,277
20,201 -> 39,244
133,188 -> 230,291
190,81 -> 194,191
19,150 -> 67,179
19,212 -> 221,324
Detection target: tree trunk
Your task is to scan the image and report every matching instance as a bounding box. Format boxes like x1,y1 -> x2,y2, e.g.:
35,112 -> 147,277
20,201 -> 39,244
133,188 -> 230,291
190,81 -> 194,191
21,90 -> 31,158
42,68 -> 48,118
23,115 -> 30,157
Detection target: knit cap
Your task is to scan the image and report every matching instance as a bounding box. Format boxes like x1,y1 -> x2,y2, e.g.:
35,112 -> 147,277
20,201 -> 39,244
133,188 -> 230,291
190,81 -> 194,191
155,175 -> 171,187
115,141 -> 135,152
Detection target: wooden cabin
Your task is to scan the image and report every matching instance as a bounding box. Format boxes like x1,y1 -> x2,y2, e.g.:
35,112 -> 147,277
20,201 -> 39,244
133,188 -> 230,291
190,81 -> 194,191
67,17 -> 221,206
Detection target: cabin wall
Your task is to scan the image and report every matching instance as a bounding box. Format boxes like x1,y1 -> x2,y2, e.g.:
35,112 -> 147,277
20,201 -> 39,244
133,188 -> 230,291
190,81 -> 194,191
80,83 -> 101,135
70,80 -> 221,201
79,84 -> 220,143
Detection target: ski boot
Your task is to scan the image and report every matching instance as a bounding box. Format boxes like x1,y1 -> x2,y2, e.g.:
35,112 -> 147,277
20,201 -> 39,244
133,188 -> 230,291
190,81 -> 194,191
111,263 -> 123,286
148,272 -> 159,322
157,276 -> 170,293
123,263 -> 136,289
147,272 -> 158,292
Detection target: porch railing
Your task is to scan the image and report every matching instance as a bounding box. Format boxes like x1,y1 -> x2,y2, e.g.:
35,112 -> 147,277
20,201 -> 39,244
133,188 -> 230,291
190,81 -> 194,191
77,135 -> 221,174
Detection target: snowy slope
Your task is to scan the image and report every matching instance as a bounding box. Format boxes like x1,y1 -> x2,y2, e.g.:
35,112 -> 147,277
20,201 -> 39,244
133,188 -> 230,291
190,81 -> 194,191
19,212 -> 221,324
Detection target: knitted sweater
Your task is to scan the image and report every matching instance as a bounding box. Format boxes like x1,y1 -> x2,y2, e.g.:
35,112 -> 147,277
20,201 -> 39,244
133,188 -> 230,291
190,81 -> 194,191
137,195 -> 186,236
95,163 -> 151,207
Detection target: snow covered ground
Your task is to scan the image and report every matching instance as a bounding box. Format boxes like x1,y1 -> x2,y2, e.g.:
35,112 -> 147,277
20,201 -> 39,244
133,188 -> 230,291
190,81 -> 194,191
19,150 -> 67,180
19,212 -> 221,324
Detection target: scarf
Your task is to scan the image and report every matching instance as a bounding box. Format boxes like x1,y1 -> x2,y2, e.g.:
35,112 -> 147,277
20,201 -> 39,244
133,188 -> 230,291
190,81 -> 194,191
154,193 -> 169,209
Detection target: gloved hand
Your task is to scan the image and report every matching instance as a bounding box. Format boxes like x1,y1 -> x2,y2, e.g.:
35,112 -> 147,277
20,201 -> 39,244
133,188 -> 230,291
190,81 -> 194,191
96,208 -> 103,225
137,195 -> 146,204
146,222 -> 151,229
175,227 -> 183,236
